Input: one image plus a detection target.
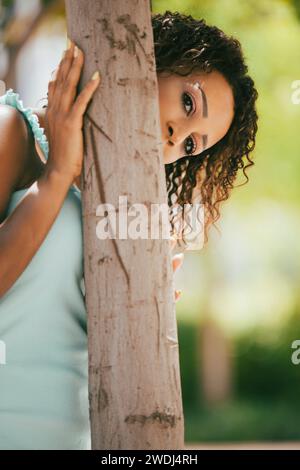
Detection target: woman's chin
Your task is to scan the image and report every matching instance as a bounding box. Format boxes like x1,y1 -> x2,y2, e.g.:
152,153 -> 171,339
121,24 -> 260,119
163,154 -> 176,165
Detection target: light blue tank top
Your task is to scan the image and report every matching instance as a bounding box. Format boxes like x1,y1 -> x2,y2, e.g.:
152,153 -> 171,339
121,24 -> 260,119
0,89 -> 91,449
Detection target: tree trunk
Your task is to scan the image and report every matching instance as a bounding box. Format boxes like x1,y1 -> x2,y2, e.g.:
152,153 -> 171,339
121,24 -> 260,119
65,0 -> 184,450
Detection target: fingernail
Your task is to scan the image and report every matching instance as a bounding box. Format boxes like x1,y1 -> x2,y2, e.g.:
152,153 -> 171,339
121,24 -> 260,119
175,290 -> 182,302
74,45 -> 79,58
67,37 -> 72,49
91,70 -> 101,81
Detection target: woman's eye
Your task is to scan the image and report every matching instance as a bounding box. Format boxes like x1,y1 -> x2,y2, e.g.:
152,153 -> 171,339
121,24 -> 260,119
182,92 -> 193,115
182,92 -> 197,155
185,136 -> 197,155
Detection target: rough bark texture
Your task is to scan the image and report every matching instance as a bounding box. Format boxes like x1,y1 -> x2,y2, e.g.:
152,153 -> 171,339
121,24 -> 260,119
65,0 -> 184,450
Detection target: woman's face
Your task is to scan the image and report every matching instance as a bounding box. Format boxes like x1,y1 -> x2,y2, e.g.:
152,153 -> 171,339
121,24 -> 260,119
157,69 -> 235,164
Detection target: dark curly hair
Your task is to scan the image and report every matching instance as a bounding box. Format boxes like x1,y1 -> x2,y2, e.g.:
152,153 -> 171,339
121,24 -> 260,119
40,10 -> 258,248
152,10 -> 258,247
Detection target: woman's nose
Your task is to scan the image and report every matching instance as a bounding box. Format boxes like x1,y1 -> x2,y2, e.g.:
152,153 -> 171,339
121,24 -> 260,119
167,123 -> 187,146
168,122 -> 191,145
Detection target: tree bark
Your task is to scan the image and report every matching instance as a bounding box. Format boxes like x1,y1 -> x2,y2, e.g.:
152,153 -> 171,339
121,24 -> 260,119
65,0 -> 184,450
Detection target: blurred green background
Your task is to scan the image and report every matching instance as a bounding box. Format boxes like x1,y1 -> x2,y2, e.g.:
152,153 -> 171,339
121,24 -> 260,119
1,0 -> 300,444
152,0 -> 300,442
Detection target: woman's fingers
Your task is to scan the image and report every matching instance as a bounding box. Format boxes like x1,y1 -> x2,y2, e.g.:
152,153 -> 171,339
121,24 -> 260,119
44,38 -> 101,183
61,44 -> 85,110
56,41 -> 75,90
172,253 -> 184,273
71,71 -> 101,124
47,72 -> 56,104
172,250 -> 184,303
175,290 -> 182,302
47,40 -> 74,110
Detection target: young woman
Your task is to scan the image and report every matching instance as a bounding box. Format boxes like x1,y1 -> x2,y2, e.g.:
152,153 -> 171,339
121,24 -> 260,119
0,11 -> 258,449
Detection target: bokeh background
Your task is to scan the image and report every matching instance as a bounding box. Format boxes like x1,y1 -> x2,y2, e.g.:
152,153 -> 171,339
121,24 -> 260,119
1,0 -> 300,445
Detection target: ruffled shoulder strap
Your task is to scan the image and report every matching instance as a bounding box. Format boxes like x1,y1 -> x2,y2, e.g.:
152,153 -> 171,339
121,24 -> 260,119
0,88 -> 49,161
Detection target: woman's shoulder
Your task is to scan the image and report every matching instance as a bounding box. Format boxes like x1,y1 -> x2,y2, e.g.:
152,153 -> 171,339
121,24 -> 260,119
0,89 -> 49,161
0,102 -> 31,158
0,103 -> 35,222
0,101 -> 27,127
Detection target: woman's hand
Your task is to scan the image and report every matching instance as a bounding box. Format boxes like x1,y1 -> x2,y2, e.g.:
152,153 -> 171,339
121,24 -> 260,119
44,38 -> 101,184
170,236 -> 184,302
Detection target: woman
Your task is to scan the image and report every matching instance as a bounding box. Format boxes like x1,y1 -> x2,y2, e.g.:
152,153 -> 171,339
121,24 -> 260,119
0,11 -> 258,449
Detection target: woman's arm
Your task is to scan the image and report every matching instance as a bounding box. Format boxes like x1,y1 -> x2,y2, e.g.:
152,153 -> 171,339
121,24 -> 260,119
0,168 -> 73,299
0,39 -> 100,298
0,106 -> 74,298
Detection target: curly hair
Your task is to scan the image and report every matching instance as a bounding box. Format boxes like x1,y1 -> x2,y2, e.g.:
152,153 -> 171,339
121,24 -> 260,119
40,10 -> 258,247
152,10 -> 258,246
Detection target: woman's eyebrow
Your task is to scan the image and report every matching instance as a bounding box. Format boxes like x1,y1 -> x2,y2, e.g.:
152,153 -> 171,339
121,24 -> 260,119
197,85 -> 208,150
190,80 -> 209,152
199,85 -> 208,118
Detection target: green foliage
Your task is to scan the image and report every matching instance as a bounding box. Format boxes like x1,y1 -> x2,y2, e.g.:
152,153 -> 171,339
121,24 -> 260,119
185,399 -> 300,441
179,307 -> 300,441
234,309 -> 300,402
290,0 -> 300,19
179,309 -> 300,406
